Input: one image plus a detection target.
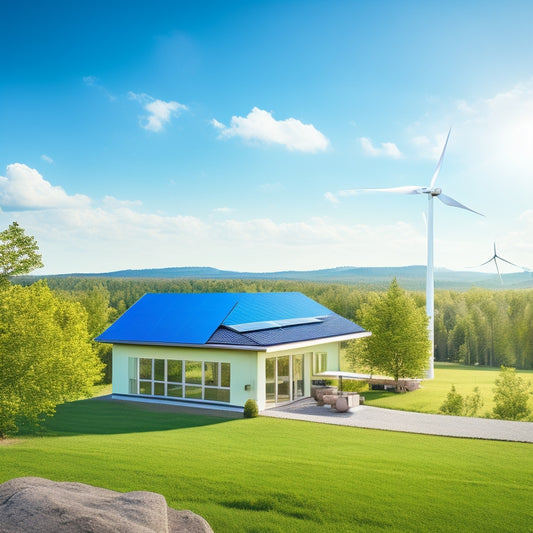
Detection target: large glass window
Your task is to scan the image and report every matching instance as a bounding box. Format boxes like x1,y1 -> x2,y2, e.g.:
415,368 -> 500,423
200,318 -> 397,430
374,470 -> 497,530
266,354 -> 305,405
131,358 -> 231,403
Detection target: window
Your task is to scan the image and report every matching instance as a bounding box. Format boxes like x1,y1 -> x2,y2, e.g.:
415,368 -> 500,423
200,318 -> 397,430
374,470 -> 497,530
132,357 -> 231,403
313,352 -> 327,375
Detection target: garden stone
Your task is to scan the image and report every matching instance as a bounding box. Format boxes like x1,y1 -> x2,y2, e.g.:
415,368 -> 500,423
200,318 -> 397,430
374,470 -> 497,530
0,477 -> 213,533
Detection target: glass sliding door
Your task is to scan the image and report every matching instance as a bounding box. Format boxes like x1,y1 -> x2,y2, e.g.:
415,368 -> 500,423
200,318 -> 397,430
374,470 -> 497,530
292,354 -> 304,400
265,354 -> 305,405
277,356 -> 290,402
265,357 -> 276,403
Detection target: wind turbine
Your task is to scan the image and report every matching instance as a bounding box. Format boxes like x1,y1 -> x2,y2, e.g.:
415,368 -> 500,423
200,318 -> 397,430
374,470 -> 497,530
479,243 -> 523,283
336,129 -> 483,379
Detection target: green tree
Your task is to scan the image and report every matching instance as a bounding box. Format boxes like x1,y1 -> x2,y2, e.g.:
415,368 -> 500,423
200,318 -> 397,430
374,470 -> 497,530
0,282 -> 103,437
0,222 -> 43,289
358,278 -> 430,387
492,366 -> 531,421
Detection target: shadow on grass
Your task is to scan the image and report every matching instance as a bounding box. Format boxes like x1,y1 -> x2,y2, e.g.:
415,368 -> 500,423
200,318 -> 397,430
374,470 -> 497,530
32,398 -> 239,437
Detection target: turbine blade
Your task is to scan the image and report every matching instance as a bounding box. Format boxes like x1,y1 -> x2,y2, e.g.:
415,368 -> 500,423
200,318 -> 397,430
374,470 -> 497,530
339,185 -> 424,196
437,193 -> 484,216
429,128 -> 452,189
495,255 -> 523,269
478,257 -> 496,267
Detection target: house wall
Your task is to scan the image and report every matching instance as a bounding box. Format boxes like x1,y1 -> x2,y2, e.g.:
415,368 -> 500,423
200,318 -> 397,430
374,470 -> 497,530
112,340 -> 343,411
112,344 -> 259,408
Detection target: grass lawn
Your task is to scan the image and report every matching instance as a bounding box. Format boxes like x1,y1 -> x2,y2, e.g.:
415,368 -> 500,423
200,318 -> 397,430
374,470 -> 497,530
1,399 -> 532,532
349,363 -> 533,418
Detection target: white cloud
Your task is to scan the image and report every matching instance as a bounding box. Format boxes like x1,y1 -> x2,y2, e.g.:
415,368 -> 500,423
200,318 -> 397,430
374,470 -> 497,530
213,107 -> 330,152
324,191 -> 339,204
360,137 -> 402,158
41,154 -> 53,164
210,118 -> 225,130
0,164 -> 90,211
129,92 -> 187,132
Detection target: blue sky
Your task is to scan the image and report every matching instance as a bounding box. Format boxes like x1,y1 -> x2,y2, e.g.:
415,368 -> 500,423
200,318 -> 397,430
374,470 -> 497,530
1,0 -> 533,275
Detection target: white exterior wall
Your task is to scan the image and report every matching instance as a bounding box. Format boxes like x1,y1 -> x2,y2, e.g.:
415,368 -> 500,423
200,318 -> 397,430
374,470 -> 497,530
112,344 -> 259,408
112,340 -> 343,411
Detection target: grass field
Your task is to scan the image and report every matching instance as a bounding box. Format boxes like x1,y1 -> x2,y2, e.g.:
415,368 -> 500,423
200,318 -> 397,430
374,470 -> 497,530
1,398 -> 532,532
344,363 -> 533,418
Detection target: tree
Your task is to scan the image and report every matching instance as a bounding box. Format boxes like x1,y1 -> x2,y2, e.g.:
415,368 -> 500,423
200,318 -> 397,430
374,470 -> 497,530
0,222 -> 43,288
0,282 -> 103,437
357,278 -> 430,387
492,366 -> 531,421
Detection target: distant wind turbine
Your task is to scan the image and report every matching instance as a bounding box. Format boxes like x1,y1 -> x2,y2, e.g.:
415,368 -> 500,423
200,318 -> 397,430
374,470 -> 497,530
335,129 -> 483,379
478,243 -> 523,283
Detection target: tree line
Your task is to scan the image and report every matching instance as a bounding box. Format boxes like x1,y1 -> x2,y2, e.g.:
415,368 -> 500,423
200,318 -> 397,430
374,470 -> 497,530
33,275 -> 533,370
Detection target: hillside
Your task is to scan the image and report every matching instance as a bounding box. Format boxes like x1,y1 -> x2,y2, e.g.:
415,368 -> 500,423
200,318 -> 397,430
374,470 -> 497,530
45,265 -> 533,290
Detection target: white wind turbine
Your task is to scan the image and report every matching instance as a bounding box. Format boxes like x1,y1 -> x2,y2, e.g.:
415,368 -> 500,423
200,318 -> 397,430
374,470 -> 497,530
336,129 -> 483,379
479,243 -> 523,284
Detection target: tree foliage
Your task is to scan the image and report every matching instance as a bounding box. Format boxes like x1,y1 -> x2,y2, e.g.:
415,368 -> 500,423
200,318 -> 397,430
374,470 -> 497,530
19,276 -> 533,371
491,366 -> 531,421
0,222 -> 43,288
0,282 -> 103,437
354,278 -> 430,383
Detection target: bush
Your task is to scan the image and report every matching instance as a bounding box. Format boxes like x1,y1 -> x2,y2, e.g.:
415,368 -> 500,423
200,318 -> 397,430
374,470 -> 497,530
440,385 -> 483,417
492,367 -> 531,421
340,380 -> 369,393
243,399 -> 259,418
440,385 -> 464,415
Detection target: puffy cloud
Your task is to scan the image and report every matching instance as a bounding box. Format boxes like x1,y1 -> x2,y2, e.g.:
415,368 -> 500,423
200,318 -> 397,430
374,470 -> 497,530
0,164 -> 90,211
129,92 -> 187,132
360,137 -> 402,158
212,107 -> 330,152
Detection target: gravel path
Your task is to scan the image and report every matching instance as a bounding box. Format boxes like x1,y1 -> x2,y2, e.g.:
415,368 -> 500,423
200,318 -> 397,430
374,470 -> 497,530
262,398 -> 533,443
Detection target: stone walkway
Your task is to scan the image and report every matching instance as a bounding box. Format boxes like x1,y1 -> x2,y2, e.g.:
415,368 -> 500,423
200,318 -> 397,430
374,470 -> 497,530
262,398 -> 533,443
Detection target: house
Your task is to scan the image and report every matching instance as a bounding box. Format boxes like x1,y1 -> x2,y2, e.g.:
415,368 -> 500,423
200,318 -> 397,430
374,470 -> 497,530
95,292 -> 370,411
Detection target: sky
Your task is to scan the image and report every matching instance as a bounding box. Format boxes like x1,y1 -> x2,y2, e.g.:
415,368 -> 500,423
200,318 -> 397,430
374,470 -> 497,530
1,0 -> 533,276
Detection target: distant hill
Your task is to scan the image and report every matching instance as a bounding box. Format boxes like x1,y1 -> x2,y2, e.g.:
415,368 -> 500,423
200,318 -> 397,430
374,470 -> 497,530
46,265 -> 533,290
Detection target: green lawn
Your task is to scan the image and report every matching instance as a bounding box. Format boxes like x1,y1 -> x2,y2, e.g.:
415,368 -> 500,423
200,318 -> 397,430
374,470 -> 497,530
348,363 -> 533,418
1,399 -> 532,532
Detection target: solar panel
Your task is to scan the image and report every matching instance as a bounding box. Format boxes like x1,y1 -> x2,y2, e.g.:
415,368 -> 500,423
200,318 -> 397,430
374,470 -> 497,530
226,316 -> 324,333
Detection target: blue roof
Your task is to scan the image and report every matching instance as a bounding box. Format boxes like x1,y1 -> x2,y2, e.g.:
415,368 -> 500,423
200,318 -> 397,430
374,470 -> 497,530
95,292 -> 366,348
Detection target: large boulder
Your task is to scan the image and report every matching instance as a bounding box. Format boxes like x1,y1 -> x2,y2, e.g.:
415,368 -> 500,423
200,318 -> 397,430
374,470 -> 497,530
0,477 -> 213,533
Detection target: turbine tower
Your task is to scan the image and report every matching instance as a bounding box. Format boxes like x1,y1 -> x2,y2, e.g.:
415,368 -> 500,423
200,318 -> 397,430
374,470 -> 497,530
479,243 -> 523,284
336,129 -> 483,379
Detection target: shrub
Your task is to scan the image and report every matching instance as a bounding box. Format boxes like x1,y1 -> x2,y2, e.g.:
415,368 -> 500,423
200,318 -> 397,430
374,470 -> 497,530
341,380 -> 369,393
440,385 -> 483,417
243,399 -> 259,418
492,366 -> 531,421
440,385 -> 464,415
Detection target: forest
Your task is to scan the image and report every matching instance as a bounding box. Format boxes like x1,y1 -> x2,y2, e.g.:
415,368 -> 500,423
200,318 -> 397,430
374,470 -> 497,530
20,275 -> 533,373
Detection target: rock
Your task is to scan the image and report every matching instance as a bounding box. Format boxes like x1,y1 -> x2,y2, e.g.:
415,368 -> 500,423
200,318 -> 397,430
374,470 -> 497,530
0,477 -> 213,533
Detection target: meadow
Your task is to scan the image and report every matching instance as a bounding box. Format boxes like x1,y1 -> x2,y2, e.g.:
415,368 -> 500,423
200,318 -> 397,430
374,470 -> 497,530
342,362 -> 533,418
1,397 -> 532,532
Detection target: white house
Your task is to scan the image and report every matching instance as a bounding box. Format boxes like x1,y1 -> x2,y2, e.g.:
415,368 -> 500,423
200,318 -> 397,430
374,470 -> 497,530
96,292 -> 370,411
